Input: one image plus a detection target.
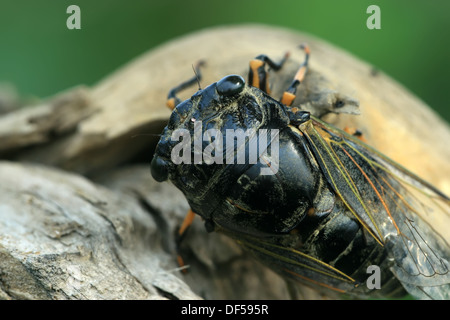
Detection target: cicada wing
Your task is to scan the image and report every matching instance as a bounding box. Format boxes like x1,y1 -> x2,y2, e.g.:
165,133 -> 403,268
235,235 -> 362,295
300,117 -> 450,299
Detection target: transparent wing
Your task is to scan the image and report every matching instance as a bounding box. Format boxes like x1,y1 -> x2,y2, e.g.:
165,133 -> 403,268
234,235 -> 362,295
300,116 -> 450,299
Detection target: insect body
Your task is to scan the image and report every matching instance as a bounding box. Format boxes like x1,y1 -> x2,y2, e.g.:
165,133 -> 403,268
151,46 -> 450,299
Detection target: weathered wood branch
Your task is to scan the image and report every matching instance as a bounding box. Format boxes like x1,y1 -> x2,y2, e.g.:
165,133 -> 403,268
0,25 -> 449,300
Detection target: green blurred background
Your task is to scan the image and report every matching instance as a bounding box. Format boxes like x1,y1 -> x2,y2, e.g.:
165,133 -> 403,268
0,0 -> 449,122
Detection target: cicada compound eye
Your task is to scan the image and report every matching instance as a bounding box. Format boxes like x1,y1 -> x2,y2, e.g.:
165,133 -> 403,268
150,156 -> 169,182
216,75 -> 245,97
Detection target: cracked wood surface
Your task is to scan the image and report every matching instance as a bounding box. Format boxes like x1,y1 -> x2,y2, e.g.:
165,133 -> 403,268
0,162 -> 196,299
0,25 -> 448,300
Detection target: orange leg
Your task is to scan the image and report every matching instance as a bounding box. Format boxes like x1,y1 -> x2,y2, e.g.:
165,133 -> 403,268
166,61 -> 205,110
344,127 -> 367,142
280,44 -> 310,107
176,209 -> 196,272
248,52 -> 290,94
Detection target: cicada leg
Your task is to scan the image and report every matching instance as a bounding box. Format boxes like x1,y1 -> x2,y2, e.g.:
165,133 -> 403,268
344,127 -> 367,142
166,60 -> 205,110
283,46 -> 367,141
280,44 -> 310,107
175,209 -> 196,272
248,52 -> 290,94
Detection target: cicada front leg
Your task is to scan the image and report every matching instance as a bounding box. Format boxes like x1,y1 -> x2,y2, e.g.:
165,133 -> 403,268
283,45 -> 367,141
166,60 -> 205,110
175,209 -> 196,271
248,51 -> 290,94
280,44 -> 310,107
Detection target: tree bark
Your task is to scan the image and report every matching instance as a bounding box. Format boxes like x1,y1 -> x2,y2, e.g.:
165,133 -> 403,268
0,24 -> 448,300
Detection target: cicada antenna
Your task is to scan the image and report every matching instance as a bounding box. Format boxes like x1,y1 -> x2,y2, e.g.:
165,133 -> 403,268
166,60 -> 205,110
192,60 -> 205,90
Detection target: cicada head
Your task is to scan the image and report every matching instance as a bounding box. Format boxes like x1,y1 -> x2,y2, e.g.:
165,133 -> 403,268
151,75 -> 292,222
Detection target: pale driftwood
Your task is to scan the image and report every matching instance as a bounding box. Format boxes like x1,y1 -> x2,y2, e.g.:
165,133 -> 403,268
0,161 -> 294,300
0,25 -> 449,300
0,161 -> 205,300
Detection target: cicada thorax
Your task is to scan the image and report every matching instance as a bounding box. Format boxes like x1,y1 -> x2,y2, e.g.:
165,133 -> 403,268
209,128 -> 318,235
211,119 -> 406,297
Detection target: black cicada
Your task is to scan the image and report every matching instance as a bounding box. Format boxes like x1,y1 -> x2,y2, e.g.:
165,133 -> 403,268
150,45 -> 450,299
